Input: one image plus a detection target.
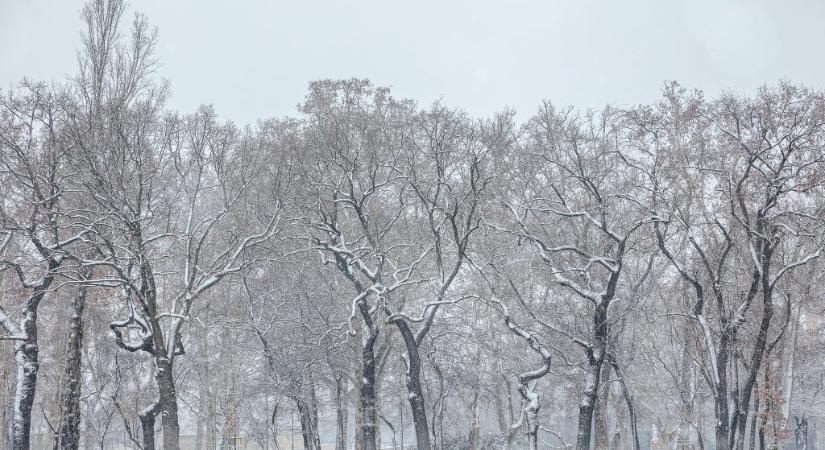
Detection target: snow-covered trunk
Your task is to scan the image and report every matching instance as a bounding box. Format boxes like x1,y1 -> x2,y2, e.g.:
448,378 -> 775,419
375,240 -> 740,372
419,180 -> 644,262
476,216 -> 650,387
12,298 -> 43,450
335,376 -> 349,450
394,321 -> 432,450
575,303 -> 607,450
139,349 -> 180,449
518,383 -> 541,450
360,322 -> 379,450
56,281 -> 88,449
576,358 -> 601,450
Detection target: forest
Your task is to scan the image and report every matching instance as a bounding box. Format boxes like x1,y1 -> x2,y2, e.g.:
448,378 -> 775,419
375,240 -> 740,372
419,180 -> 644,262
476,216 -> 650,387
1,1 -> 824,450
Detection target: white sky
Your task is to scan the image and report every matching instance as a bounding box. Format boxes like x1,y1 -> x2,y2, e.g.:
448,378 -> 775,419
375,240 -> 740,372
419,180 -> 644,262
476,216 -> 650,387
2,0 -> 825,126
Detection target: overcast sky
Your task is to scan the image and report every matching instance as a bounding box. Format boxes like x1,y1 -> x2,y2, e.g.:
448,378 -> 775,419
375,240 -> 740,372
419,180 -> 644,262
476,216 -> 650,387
2,0 -> 825,126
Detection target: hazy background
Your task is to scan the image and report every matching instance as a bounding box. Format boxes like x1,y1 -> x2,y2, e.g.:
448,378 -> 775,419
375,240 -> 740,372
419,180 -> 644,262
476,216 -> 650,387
3,0 -> 825,125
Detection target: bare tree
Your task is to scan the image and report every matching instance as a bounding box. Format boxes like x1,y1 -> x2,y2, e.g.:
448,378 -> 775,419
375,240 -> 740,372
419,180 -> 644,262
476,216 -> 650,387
67,7 -> 283,442
637,83 -> 825,450
502,103 -> 653,450
302,79 -> 428,450
0,81 -> 86,450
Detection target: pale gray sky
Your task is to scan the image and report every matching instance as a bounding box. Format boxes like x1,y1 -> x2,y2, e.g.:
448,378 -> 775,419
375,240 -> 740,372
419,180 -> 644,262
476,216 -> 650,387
3,0 -> 825,125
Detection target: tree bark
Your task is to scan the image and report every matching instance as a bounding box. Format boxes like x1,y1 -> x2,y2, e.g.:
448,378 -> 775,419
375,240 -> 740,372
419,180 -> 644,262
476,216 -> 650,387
1,361 -> 7,450
138,354 -> 180,450
296,379 -> 322,450
495,378 -> 518,450
156,355 -> 180,450
593,364 -> 610,450
431,362 -> 446,450
520,384 -> 540,450
782,304 -> 801,432
467,388 -> 481,450
576,303 -> 608,450
608,358 -> 641,450
140,403 -> 159,450
195,318 -> 211,450
795,417 -> 809,450
354,379 -> 365,450
360,320 -> 379,450
335,376 -> 349,450
11,294 -> 46,450
393,320 -> 432,450
732,271 -> 775,450
748,389 -> 759,450
715,332 -> 732,450
56,281 -> 88,449
206,392 -> 216,450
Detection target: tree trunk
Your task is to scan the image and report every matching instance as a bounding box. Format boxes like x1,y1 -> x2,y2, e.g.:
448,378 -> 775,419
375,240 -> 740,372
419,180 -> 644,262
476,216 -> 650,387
1,361 -> 7,450
394,320 -> 432,450
519,384 -> 541,450
138,353 -> 181,450
12,302 -> 41,450
431,362 -> 446,450
195,322 -> 211,450
608,359 -> 640,450
296,380 -> 322,450
56,281 -> 88,449
715,333 -> 732,450
206,392 -> 217,450
612,384 -> 627,450
795,417 -> 809,450
140,403 -> 159,450
696,423 -> 706,450
335,376 -> 349,450
354,390 -> 365,450
195,390 -> 206,450
576,352 -> 601,450
782,304 -> 801,432
157,356 -> 181,450
748,387 -> 760,450
733,279 -> 775,450
361,323 -> 379,450
495,379 -> 517,450
576,304 -> 608,450
467,389 -> 481,450
310,380 -> 322,450
593,364 -> 610,450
